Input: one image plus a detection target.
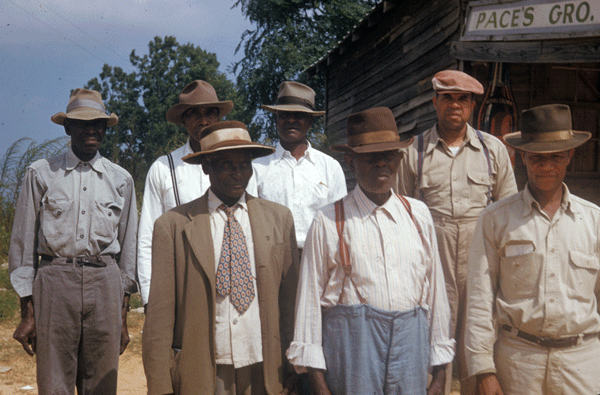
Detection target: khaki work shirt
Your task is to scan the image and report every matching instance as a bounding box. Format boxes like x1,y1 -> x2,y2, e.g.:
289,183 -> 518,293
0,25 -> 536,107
8,147 -> 138,297
465,184 -> 600,377
394,124 -> 517,219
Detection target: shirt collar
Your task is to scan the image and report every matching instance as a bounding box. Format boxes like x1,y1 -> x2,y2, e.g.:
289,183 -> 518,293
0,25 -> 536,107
351,186 -> 403,224
430,124 -> 482,153
522,182 -> 574,217
275,141 -> 315,163
65,146 -> 104,173
183,139 -> 194,156
208,188 -> 248,214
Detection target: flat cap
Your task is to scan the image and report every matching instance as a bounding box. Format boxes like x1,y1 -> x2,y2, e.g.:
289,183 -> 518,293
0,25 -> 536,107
432,70 -> 484,95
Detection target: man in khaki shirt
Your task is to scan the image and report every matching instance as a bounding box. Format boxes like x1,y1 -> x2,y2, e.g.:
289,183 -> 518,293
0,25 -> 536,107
465,104 -> 600,395
394,70 -> 517,394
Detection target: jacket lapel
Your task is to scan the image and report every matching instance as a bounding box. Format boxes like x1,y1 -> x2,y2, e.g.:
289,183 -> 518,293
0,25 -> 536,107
183,193 -> 216,292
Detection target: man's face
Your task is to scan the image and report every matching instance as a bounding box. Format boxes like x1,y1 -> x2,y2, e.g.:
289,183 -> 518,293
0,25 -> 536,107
522,149 -> 573,194
203,149 -> 253,203
65,118 -> 107,159
345,150 -> 402,198
432,92 -> 476,132
276,111 -> 313,144
182,107 -> 219,142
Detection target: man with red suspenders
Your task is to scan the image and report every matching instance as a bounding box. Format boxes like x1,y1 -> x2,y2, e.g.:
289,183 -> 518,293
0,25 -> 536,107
287,107 -> 454,395
394,70 -> 517,394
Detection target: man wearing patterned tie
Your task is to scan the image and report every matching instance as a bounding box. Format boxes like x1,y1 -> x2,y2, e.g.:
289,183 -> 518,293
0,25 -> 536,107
142,121 -> 300,395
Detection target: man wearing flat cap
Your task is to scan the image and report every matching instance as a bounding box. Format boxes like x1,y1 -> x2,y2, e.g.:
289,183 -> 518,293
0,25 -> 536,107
138,79 -> 240,308
9,88 -> 138,394
254,81 -> 347,255
142,121 -> 299,395
465,104 -> 600,395
393,69 -> 517,393
288,107 -> 454,395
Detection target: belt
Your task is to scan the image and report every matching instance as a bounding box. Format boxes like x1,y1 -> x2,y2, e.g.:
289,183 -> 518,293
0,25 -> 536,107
40,254 -> 112,267
501,324 -> 598,348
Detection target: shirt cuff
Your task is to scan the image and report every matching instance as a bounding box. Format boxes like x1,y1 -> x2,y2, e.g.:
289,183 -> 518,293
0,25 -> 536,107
10,267 -> 35,298
286,341 -> 327,373
430,338 -> 456,367
466,352 -> 496,378
120,270 -> 139,295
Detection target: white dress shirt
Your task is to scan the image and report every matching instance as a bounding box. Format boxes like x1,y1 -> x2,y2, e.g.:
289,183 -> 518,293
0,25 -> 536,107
137,140 -> 258,304
253,141 -> 347,248
208,190 -> 263,368
286,187 -> 455,372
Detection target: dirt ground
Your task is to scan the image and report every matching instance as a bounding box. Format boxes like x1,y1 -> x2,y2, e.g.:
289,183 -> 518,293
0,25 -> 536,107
0,311 -> 460,394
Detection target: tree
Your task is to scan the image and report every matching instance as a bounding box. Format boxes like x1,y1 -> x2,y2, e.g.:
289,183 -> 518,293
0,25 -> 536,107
233,0 -> 377,142
85,36 -> 249,199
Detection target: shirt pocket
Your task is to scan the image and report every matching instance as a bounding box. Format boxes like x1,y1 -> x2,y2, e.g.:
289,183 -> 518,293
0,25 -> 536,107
467,171 -> 491,206
91,201 -> 122,248
420,171 -> 448,207
567,251 -> 599,301
41,200 -> 74,247
499,251 -> 543,301
308,179 -> 330,211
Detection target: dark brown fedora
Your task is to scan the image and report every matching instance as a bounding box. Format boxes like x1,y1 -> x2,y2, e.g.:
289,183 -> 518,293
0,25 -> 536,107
330,107 -> 413,154
261,81 -> 325,116
504,104 -> 591,153
166,80 -> 234,125
182,121 -> 275,164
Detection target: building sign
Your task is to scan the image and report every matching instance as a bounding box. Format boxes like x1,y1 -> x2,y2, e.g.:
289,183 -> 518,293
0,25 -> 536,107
463,0 -> 600,40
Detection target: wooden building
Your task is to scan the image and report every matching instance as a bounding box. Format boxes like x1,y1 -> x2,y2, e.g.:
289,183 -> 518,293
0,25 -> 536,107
307,0 -> 600,203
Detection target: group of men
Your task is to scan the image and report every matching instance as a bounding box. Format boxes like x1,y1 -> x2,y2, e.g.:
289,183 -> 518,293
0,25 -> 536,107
7,69 -> 600,395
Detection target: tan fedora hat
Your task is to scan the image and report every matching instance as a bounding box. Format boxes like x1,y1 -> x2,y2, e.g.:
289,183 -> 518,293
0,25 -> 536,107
432,70 -> 484,95
51,88 -> 118,127
504,104 -> 591,153
261,81 -> 325,116
166,80 -> 234,125
182,121 -> 275,164
330,107 -> 413,154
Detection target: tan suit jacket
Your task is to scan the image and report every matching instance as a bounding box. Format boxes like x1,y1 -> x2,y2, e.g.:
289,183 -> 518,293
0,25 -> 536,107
142,192 -> 299,395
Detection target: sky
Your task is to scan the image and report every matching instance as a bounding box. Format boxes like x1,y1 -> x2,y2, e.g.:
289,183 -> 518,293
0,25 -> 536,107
0,0 -> 253,155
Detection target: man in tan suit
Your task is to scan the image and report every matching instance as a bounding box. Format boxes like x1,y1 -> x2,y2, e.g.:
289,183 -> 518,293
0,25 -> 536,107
142,121 -> 300,395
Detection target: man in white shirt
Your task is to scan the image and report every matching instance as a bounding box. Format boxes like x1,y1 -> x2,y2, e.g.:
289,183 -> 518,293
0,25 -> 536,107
137,80 -> 233,306
142,121 -> 300,395
254,81 -> 347,253
287,107 -> 454,395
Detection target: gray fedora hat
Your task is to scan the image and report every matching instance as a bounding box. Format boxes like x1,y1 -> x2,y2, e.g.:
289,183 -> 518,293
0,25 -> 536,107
261,81 -> 325,116
504,104 -> 591,153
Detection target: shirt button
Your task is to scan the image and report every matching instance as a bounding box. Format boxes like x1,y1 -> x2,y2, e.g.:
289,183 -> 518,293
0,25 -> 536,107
57,211 -> 61,216
233,318 -> 238,325
81,211 -> 85,215
549,298 -> 555,303
83,187 -> 87,191
108,212 -> 112,216
550,273 -> 555,278
80,235 -> 84,239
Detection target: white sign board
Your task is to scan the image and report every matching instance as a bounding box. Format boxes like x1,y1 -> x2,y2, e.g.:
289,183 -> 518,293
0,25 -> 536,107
463,0 -> 600,40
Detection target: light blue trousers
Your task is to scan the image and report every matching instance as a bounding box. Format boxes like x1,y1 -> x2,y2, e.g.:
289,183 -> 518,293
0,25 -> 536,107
322,304 -> 429,395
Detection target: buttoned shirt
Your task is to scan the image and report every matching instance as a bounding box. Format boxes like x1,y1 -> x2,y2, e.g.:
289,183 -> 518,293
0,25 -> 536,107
286,187 -> 455,372
395,124 -> 517,219
208,190 -> 263,368
465,184 -> 600,377
138,140 -> 258,303
253,141 -> 347,248
8,146 -> 138,297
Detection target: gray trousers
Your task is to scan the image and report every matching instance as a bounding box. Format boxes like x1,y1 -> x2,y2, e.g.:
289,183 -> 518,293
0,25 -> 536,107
322,304 -> 429,395
33,257 -> 123,395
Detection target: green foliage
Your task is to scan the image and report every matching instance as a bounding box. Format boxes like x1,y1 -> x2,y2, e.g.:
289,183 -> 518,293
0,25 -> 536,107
233,0 -> 377,143
85,36 -> 250,200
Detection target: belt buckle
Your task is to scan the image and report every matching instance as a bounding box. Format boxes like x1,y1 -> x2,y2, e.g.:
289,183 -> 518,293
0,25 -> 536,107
75,256 -> 107,267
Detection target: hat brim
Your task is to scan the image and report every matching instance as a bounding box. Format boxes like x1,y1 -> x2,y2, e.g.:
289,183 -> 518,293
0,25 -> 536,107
261,104 -> 325,116
51,110 -> 118,127
503,130 -> 591,153
182,141 -> 275,164
166,101 -> 234,125
330,138 -> 413,154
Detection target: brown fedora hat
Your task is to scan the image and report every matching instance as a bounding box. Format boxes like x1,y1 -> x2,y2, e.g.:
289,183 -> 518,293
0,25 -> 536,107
166,80 -> 234,125
261,81 -> 325,116
330,107 -> 413,154
182,121 -> 275,164
504,104 -> 591,153
51,88 -> 118,127
432,70 -> 484,95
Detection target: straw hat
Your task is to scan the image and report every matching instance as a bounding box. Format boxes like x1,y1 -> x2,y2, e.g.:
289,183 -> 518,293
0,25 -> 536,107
504,104 -> 591,153
182,121 -> 275,164
261,81 -> 325,116
330,107 -> 413,154
51,89 -> 118,127
166,80 -> 234,125
432,70 -> 484,95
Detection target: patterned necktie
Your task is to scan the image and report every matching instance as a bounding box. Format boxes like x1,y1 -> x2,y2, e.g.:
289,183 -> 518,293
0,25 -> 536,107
216,204 -> 255,314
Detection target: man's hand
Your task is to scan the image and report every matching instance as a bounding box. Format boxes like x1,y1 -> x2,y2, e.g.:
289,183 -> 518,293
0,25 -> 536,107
13,296 -> 35,356
427,364 -> 447,395
119,294 -> 131,355
279,372 -> 299,395
477,373 -> 503,395
308,368 -> 332,395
